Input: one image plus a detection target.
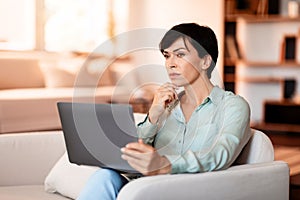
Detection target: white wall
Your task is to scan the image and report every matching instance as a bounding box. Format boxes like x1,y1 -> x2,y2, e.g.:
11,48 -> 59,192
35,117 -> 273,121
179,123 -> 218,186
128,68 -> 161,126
126,0 -> 224,87
237,19 -> 300,62
236,18 -> 300,123
236,62 -> 300,123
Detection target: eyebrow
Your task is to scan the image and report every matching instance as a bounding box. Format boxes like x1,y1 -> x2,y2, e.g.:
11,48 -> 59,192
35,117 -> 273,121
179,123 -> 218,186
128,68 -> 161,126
163,47 -> 187,54
173,47 -> 187,52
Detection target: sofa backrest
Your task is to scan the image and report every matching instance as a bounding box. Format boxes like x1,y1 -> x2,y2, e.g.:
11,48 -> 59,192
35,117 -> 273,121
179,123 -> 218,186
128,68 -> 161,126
0,58 -> 45,89
235,129 -> 274,165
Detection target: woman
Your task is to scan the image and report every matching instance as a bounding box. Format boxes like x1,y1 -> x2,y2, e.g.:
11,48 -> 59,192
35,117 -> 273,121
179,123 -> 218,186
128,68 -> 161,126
77,22 -> 251,200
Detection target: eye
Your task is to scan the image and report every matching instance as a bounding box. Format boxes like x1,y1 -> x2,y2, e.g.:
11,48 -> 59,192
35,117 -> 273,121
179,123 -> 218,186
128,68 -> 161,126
163,53 -> 170,59
176,52 -> 185,58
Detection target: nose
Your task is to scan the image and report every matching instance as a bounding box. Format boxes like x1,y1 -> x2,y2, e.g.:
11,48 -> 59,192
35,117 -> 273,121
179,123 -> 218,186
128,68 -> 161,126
166,55 -> 177,69
167,63 -> 176,69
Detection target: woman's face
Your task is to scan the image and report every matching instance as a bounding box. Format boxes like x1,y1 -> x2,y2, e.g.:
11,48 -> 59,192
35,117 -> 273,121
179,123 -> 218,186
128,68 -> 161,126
162,37 -> 204,87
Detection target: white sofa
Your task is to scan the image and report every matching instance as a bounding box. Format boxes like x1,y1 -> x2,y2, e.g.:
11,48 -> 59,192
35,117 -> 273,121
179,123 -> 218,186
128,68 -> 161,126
0,126 -> 290,200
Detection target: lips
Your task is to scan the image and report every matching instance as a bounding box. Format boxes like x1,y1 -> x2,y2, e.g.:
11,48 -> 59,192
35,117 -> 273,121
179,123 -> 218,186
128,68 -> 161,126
169,73 -> 180,79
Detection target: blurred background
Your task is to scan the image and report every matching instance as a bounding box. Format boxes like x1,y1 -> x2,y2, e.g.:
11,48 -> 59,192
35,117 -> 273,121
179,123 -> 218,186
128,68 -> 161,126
0,0 -> 299,198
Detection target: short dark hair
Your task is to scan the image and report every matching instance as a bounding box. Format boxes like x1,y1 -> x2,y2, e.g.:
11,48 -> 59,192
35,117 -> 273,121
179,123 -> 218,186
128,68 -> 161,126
159,23 -> 218,79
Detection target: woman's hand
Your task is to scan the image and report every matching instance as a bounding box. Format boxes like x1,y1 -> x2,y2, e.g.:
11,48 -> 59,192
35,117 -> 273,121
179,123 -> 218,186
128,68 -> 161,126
148,82 -> 178,124
121,139 -> 171,176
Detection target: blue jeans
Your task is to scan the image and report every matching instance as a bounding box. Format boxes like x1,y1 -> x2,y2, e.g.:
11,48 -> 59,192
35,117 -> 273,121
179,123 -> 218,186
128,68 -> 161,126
76,169 -> 129,200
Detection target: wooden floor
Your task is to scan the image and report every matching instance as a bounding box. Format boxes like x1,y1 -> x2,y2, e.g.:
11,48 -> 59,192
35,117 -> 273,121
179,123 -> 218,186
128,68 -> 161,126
290,174 -> 300,200
252,121 -> 300,199
264,130 -> 300,179
274,146 -> 300,176
274,146 -> 300,200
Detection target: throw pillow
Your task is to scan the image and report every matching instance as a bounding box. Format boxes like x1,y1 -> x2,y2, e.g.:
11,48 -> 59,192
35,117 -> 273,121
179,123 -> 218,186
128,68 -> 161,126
44,152 -> 100,199
39,60 -> 77,88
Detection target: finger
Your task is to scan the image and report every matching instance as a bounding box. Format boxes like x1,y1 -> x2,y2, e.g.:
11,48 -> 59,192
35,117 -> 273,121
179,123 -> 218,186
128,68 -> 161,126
122,147 -> 153,161
161,82 -> 178,90
158,87 -> 178,100
126,159 -> 158,176
158,86 -> 177,94
122,155 -> 155,175
155,85 -> 177,101
123,157 -> 147,174
121,154 -> 144,170
121,151 -> 145,163
121,148 -> 144,160
161,83 -> 178,95
158,82 -> 177,92
157,91 -> 176,103
121,153 -> 140,162
160,94 -> 175,105
125,142 -> 154,152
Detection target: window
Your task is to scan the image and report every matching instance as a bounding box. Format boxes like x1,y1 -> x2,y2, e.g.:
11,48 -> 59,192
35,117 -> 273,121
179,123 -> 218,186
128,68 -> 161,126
0,0 -> 128,52
0,0 -> 36,50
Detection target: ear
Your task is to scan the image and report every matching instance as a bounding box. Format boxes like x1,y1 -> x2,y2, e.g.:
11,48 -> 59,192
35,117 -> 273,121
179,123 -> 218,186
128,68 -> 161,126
201,55 -> 212,70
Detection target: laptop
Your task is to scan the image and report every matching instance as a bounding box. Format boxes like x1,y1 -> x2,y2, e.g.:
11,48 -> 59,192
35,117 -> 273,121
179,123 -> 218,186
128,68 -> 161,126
57,102 -> 140,174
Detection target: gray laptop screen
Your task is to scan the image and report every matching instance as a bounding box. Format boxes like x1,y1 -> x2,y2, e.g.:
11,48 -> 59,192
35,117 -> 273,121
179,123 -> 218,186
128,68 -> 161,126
57,102 -> 139,174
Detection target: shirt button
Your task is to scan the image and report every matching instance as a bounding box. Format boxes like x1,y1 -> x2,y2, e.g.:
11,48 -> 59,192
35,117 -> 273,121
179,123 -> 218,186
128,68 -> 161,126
178,140 -> 181,143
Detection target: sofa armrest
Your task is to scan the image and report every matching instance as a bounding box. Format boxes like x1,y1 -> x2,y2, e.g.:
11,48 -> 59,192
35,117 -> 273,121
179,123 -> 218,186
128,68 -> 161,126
118,161 -> 289,200
0,131 -> 66,186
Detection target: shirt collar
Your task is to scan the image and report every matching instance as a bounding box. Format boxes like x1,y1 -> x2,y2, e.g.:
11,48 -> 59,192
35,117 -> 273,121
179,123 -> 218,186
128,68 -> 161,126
194,86 -> 224,111
208,86 -> 225,105
171,86 -> 225,121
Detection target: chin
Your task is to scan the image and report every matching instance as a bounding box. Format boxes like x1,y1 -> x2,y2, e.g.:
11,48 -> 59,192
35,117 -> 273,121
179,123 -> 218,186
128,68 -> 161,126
170,80 -> 179,85
170,81 -> 185,87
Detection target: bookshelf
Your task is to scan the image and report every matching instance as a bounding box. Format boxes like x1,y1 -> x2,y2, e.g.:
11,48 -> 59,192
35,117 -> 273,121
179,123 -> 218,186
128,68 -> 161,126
224,0 -> 300,126
223,0 -> 281,93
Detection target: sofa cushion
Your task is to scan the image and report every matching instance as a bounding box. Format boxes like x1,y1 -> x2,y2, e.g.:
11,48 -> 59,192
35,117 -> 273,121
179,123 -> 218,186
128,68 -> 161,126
39,56 -> 114,88
44,153 -> 100,200
0,185 -> 69,200
40,65 -> 76,88
0,131 -> 66,186
0,58 -> 45,89
0,87 -> 131,133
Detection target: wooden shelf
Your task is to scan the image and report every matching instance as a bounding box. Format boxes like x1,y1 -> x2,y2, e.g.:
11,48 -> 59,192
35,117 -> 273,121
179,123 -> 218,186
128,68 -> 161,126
253,122 -> 300,134
236,60 -> 300,67
225,14 -> 257,22
236,77 -> 282,83
226,14 -> 300,23
236,15 -> 300,23
265,99 -> 300,106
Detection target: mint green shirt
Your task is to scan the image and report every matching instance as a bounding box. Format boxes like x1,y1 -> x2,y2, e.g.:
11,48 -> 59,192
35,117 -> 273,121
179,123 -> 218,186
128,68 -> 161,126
137,86 -> 251,174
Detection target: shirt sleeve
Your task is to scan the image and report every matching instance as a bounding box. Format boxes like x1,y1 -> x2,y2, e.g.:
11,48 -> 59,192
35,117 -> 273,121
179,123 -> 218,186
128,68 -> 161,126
164,96 -> 252,174
137,115 -> 159,145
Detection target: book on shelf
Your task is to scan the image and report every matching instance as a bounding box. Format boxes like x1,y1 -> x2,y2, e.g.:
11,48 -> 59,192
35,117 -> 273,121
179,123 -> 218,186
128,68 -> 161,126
225,35 -> 240,61
225,0 -> 280,17
281,34 -> 297,63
